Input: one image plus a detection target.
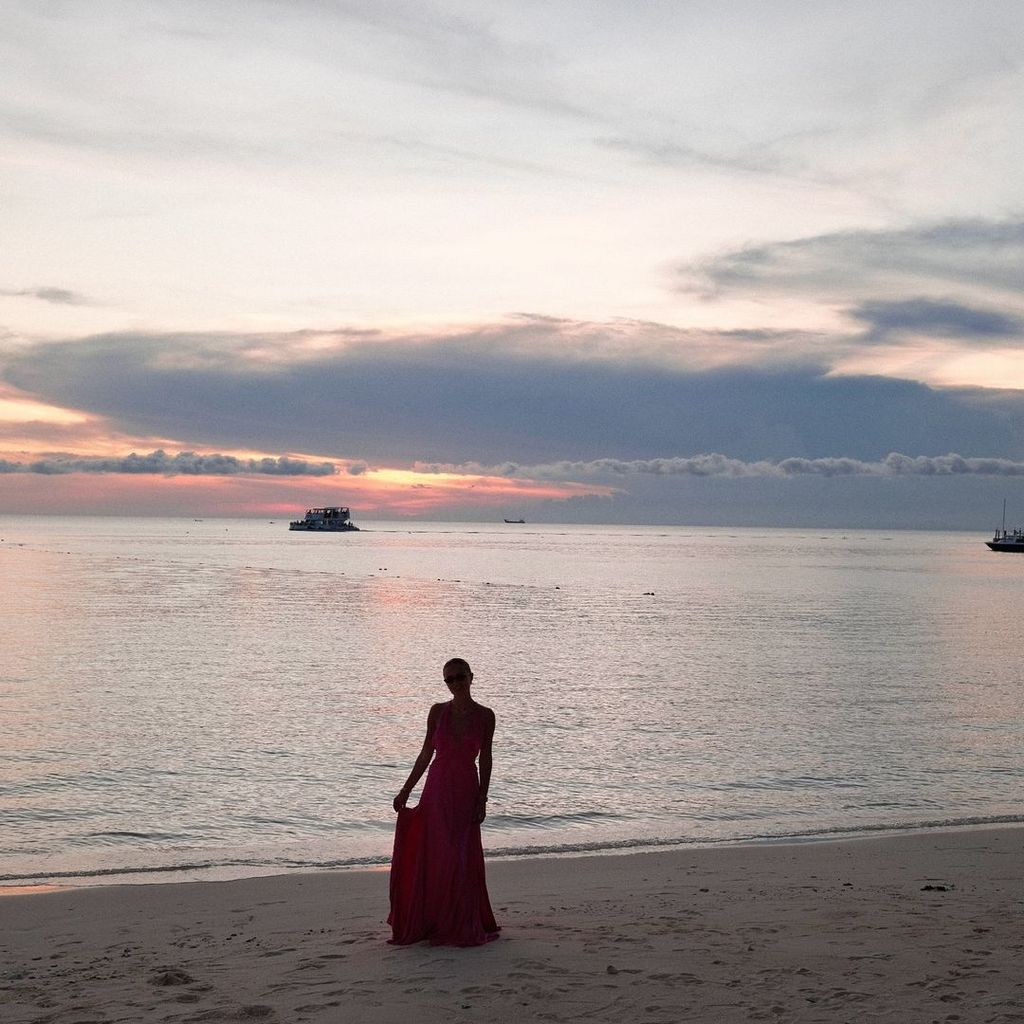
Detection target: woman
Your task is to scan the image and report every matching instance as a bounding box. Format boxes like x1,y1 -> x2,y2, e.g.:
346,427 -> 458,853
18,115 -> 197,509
388,657 -> 500,946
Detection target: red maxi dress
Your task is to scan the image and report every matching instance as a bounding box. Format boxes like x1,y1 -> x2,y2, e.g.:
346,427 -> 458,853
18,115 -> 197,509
388,703 -> 500,946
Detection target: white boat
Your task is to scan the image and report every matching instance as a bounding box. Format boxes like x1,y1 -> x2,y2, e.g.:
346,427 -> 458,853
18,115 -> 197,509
987,529 -> 1024,552
289,506 -> 360,532
986,500 -> 1024,552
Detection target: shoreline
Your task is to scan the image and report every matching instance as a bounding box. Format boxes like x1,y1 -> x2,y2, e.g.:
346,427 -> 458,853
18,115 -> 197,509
3,826 -> 1021,1022
5,815 -> 1023,893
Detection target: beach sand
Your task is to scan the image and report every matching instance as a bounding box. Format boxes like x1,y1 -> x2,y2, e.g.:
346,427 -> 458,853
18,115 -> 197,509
2,827 -> 1021,1023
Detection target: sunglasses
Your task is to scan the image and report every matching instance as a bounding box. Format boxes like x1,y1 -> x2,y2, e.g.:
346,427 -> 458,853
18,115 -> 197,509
444,671 -> 469,683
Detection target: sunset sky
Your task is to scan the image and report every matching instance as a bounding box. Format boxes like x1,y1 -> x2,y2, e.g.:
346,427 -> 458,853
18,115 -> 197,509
3,0 -> 1024,525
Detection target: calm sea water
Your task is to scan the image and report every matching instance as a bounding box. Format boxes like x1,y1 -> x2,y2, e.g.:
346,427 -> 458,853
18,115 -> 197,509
1,515 -> 1022,885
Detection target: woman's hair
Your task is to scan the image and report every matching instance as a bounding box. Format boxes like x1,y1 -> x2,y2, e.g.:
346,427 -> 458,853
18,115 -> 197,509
443,657 -> 472,675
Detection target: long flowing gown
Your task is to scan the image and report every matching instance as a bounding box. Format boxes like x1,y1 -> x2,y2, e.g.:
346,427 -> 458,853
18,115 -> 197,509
388,703 -> 500,946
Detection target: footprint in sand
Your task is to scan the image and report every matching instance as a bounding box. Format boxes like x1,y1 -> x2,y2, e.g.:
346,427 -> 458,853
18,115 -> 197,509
150,967 -> 195,986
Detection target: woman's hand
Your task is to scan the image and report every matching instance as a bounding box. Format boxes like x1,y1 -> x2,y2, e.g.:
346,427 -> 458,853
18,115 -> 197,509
474,795 -> 488,824
393,788 -> 410,813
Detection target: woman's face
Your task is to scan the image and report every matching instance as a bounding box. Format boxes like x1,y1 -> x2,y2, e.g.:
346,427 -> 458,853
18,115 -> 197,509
444,664 -> 472,697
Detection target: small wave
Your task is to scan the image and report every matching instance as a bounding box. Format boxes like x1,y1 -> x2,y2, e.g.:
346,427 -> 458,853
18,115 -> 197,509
489,811 -> 624,829
3,813 -> 1023,886
0,853 -> 388,884
488,814 -> 1024,859
73,830 -> 195,845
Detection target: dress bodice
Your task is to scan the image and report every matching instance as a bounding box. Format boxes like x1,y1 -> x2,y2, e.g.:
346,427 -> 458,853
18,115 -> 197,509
433,702 -> 483,762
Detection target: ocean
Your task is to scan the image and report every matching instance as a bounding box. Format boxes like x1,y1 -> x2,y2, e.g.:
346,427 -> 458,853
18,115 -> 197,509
1,515 -> 1022,886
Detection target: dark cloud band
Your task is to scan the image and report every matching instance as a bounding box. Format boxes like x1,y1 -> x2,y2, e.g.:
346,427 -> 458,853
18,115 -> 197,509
0,450 -> 335,476
5,321 -> 1022,466
417,452 -> 1024,480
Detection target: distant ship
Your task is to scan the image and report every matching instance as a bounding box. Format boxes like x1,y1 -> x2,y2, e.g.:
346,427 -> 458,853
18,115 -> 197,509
289,506 -> 360,532
503,518 -> 526,524
986,500 -> 1024,551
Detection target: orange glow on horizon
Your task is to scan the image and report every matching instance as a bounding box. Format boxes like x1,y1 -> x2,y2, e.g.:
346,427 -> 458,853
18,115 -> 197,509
0,456 -> 612,518
0,373 -> 608,516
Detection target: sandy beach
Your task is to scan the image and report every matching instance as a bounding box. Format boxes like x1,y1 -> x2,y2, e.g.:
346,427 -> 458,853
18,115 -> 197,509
2,827 -> 1021,1023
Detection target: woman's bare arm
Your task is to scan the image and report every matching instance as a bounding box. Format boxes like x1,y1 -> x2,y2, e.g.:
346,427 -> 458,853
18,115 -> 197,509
393,704 -> 441,812
475,707 -> 496,823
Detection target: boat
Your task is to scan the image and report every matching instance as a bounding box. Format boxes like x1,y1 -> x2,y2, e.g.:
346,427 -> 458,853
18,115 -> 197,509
289,506 -> 360,531
987,528 -> 1024,552
986,500 -> 1024,551
503,518 -> 526,524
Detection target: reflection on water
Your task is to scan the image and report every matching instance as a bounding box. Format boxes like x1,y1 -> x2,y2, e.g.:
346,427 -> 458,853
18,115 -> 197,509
1,516 -> 1022,884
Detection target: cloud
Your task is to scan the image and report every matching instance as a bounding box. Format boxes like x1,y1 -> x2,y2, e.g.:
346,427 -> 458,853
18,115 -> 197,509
4,321 -> 1023,465
415,451 -> 1024,481
0,450 -> 335,476
680,218 -> 1024,304
594,135 -> 793,178
0,286 -> 91,306
290,0 -> 592,121
0,0 -> 591,179
850,298 -> 1024,342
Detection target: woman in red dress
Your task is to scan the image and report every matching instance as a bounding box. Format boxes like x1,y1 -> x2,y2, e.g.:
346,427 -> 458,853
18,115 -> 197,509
388,658 -> 500,946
